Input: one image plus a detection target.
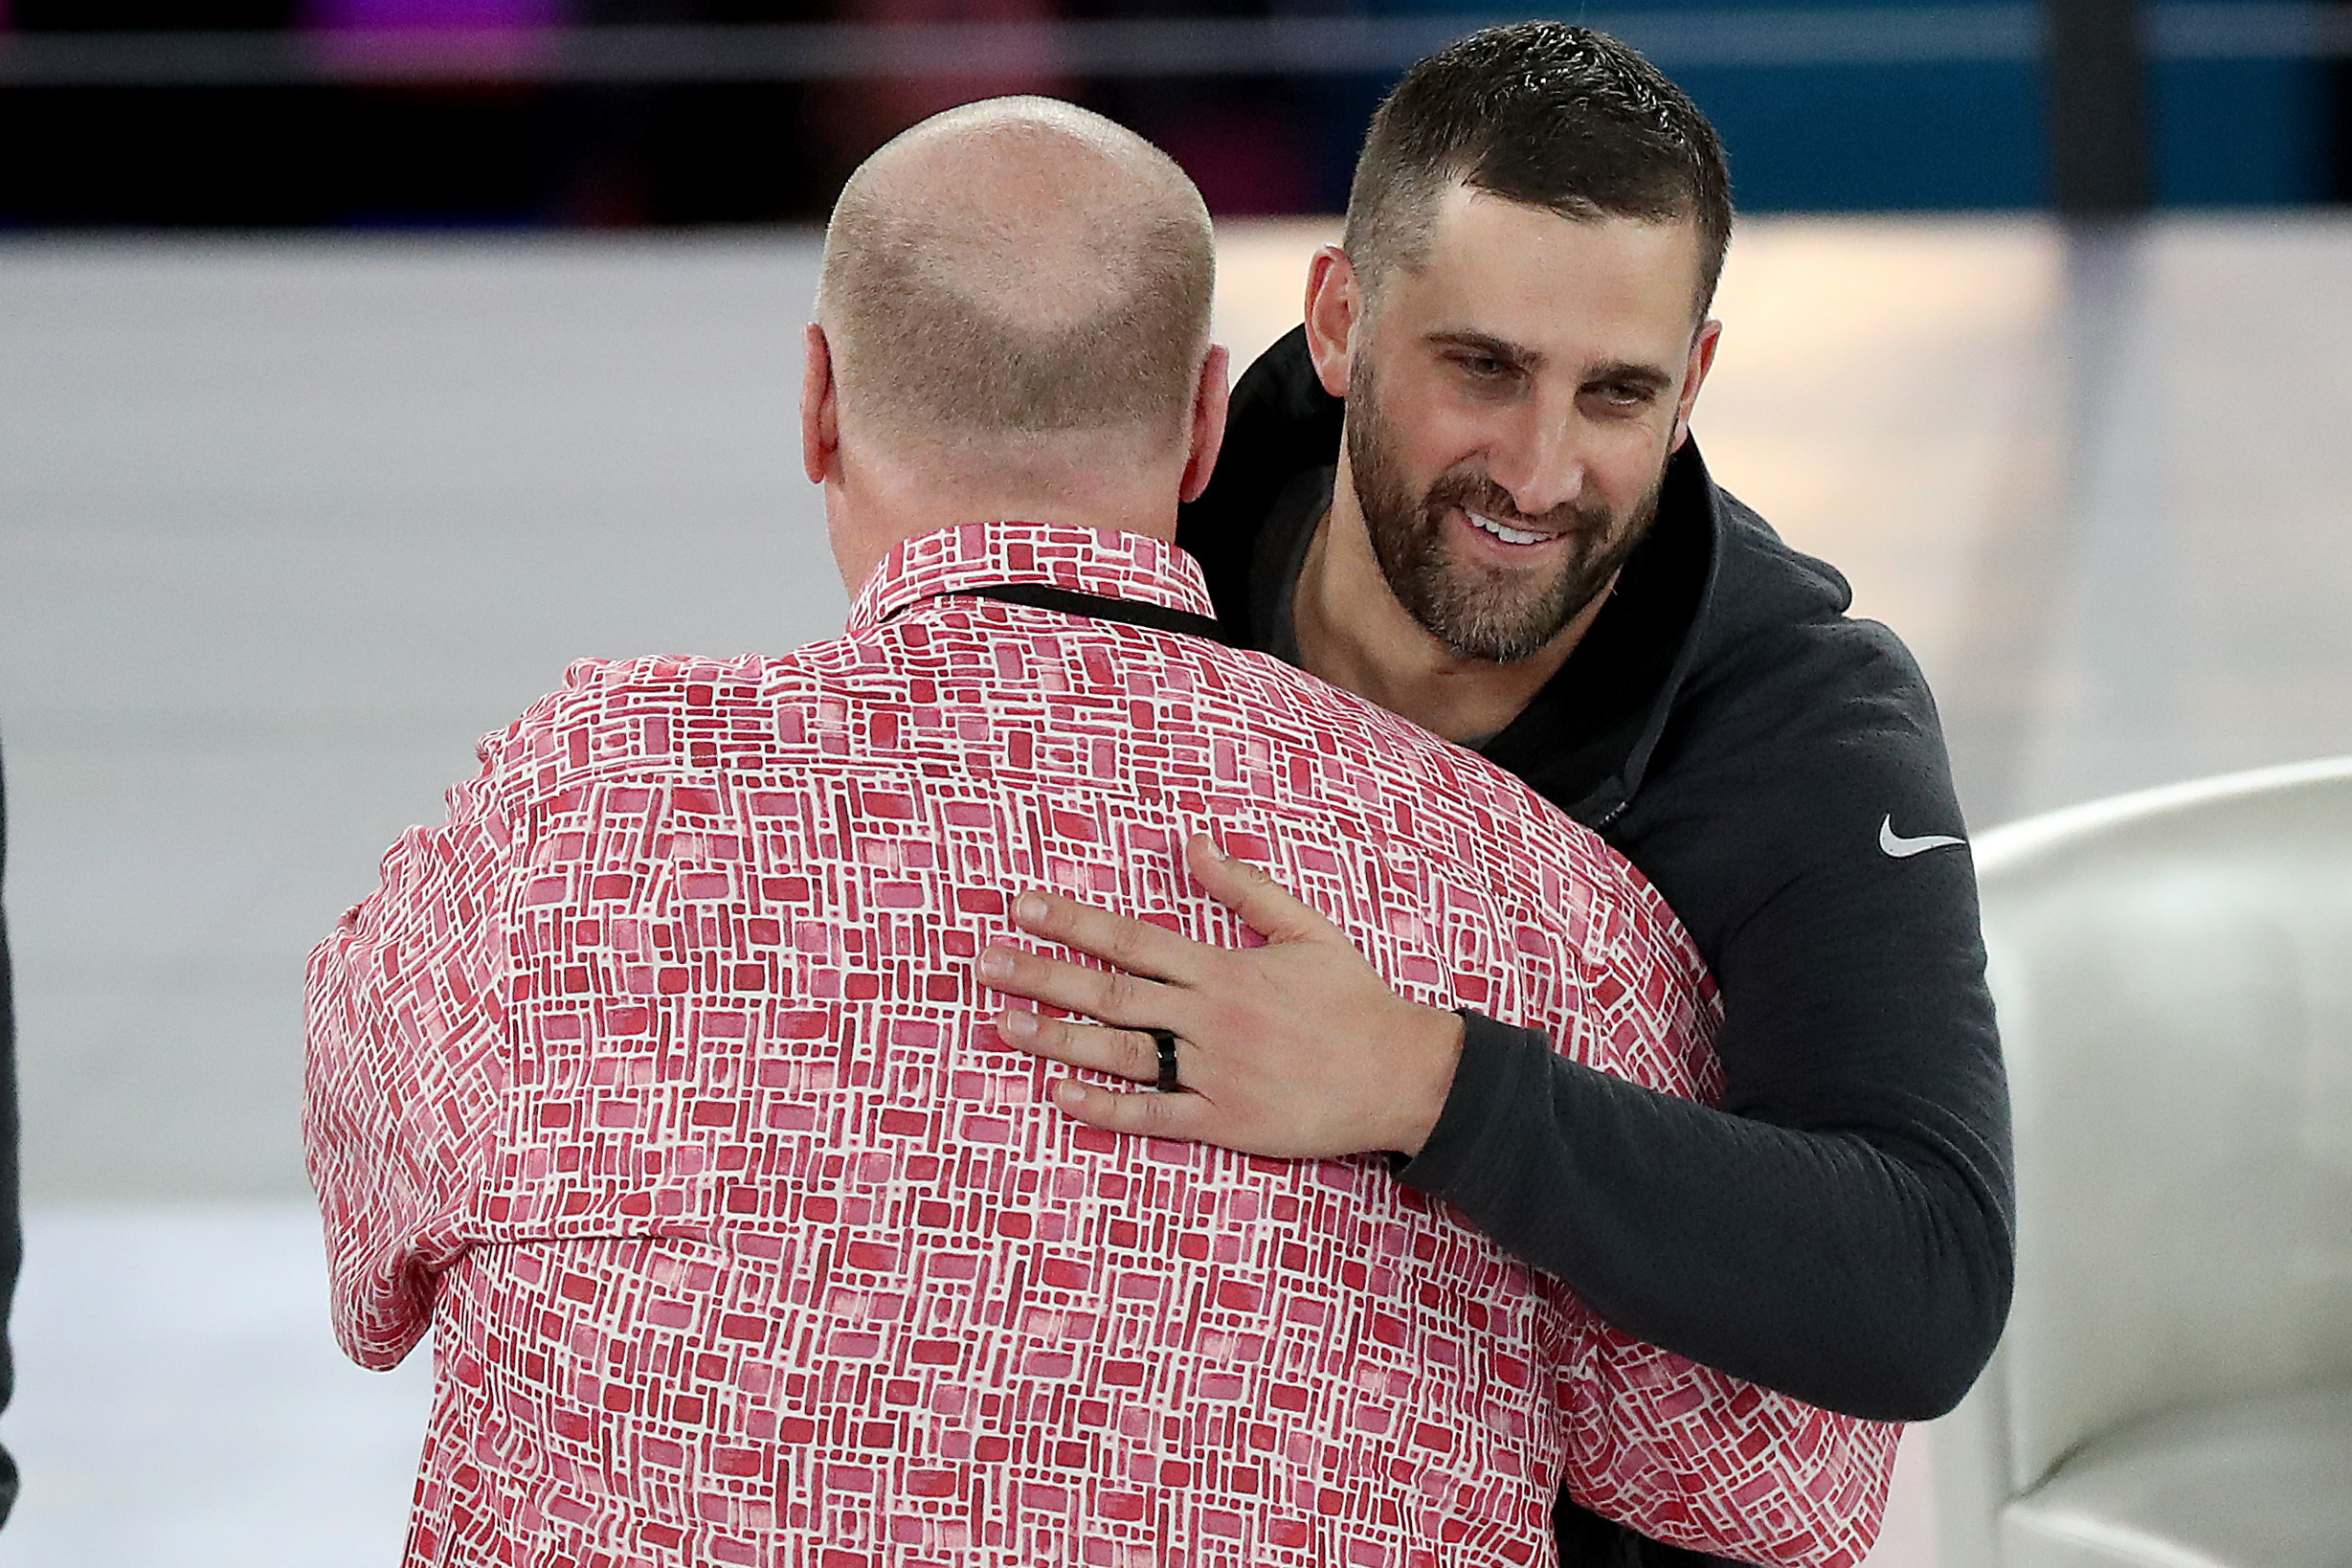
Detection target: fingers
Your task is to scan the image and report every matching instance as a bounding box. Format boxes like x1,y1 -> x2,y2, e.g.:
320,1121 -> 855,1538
1048,1076 -> 1215,1139
1184,832 -> 1336,944
993,1007 -> 1213,1140
1005,887 -> 1207,984
976,941 -> 1174,1027
992,1009 -> 1160,1084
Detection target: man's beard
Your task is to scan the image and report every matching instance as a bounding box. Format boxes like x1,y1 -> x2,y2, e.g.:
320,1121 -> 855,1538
1346,358 -> 1665,664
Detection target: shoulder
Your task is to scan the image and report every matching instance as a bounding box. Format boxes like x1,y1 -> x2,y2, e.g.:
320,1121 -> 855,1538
1236,645 -> 1691,941
1683,492 -> 1941,757
475,650 -> 839,799
1624,491 -> 1971,955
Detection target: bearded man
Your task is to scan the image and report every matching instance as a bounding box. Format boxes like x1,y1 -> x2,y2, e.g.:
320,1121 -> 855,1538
981,23 -> 2014,1565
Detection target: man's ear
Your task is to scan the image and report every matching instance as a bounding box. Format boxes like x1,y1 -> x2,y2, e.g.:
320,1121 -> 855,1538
1179,344 -> 1231,504
801,323 -> 840,485
1302,245 -> 1361,400
1671,318 -> 1723,452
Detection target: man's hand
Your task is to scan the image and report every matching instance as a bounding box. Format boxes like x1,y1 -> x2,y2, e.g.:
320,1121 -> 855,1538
976,833 -> 1465,1159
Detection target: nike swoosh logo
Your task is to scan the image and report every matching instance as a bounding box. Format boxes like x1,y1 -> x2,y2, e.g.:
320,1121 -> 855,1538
1880,815 -> 1967,859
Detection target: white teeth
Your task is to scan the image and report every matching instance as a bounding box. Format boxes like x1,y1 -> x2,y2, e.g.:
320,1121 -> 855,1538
1467,512 -> 1549,547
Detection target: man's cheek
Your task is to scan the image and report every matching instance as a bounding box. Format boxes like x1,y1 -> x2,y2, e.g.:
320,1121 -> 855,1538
1590,439 -> 1663,510
1411,427 -> 1498,502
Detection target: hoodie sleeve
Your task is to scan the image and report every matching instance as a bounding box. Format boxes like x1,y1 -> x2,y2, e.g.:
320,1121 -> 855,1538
1401,617 -> 2012,1423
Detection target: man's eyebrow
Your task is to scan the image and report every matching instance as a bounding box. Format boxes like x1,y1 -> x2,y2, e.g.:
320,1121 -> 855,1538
1584,360 -> 1676,394
1424,329 -> 1542,370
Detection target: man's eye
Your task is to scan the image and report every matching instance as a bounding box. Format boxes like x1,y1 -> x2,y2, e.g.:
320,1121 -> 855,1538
1590,383 -> 1652,408
1453,355 -> 1509,379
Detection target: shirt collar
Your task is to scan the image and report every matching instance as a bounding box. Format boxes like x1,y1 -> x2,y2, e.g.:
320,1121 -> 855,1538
847,521 -> 1221,635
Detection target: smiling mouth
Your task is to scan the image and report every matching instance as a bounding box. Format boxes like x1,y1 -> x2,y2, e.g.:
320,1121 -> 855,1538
1463,510 -> 1561,549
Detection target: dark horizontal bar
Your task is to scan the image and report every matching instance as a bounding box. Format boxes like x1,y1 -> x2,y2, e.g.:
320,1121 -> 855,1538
2149,1 -> 2352,56
0,6 -> 2343,89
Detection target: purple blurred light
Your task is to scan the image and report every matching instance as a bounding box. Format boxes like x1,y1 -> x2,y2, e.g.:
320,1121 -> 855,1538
302,0 -> 568,30
298,0 -> 571,79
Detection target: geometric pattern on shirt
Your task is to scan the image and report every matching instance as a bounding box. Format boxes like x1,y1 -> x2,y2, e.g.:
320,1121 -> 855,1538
305,521 -> 1897,1568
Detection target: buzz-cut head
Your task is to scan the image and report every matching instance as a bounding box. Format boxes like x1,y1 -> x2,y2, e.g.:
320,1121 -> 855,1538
818,98 -> 1216,454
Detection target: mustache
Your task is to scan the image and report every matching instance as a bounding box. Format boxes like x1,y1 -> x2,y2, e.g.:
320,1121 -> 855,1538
1423,468 -> 1609,536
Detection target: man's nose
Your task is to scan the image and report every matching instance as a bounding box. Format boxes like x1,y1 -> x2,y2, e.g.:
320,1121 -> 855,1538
1485,406 -> 1586,519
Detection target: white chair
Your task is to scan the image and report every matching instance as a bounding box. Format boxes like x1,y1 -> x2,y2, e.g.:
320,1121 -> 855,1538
1935,756 -> 2352,1568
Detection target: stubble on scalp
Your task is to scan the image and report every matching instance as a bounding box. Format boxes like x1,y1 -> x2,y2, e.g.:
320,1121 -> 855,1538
1346,353 -> 1663,664
818,100 -> 1214,456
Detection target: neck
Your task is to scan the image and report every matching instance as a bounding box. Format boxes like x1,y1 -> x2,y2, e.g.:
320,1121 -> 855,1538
1291,454 -> 1609,744
830,443 -> 1182,595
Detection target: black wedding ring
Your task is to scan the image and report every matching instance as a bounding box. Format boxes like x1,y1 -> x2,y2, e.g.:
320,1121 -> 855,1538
1151,1029 -> 1181,1093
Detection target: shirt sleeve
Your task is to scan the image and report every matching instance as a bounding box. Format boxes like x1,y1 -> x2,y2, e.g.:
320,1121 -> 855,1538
1400,623 -> 2014,1424
303,756 -> 518,1371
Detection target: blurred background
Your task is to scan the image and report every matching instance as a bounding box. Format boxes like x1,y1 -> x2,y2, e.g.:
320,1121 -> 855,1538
2,0 -> 2350,222
4,3 -> 2351,1564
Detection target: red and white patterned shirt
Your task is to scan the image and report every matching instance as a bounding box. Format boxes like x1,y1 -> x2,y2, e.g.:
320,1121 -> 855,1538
305,521 -> 1894,1568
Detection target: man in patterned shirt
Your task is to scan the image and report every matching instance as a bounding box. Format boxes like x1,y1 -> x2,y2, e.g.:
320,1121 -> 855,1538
305,99 -> 1892,1566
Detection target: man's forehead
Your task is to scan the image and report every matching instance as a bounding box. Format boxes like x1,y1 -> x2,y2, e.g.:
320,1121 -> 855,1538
1401,184 -> 1709,348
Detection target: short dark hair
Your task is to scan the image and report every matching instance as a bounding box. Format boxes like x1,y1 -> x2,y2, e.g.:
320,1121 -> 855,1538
1344,21 -> 1734,319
